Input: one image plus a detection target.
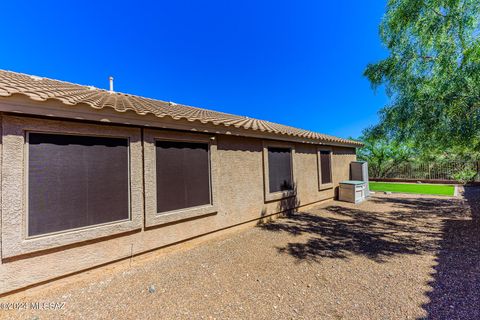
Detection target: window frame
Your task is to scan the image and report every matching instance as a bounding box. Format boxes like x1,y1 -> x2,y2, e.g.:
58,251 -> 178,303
143,129 -> 218,227
262,141 -> 296,202
317,147 -> 333,190
24,131 -> 132,239
1,116 -> 143,259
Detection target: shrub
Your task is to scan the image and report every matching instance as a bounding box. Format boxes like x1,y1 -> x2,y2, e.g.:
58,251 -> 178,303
452,168 -> 478,184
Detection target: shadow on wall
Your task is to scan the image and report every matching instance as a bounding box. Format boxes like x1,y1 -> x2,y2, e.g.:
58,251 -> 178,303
259,194 -> 465,264
420,187 -> 480,320
258,183 -> 300,225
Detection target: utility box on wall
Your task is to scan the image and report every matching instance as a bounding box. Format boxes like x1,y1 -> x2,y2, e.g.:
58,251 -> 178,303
350,161 -> 369,197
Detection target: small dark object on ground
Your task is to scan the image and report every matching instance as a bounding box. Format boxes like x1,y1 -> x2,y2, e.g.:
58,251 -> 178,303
148,284 -> 156,293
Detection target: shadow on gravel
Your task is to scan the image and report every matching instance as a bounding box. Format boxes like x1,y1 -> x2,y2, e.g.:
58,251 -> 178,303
419,186 -> 480,320
259,194 -> 464,264
259,187 -> 480,319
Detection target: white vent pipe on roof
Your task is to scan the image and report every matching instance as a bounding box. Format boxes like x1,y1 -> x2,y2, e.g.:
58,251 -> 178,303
109,76 -> 114,92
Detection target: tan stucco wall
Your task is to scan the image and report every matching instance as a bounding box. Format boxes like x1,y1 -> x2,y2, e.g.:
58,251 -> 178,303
0,115 -> 356,295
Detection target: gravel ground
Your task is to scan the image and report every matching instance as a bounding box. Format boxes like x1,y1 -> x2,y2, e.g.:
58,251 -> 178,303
2,188 -> 479,320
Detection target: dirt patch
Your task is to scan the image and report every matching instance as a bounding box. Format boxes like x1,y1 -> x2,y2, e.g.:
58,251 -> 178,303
2,189 -> 479,319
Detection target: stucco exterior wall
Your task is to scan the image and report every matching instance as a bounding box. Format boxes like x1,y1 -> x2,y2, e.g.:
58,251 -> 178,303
0,115 -> 356,295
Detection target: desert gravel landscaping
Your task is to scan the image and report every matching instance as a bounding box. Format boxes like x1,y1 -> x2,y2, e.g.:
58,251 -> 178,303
2,188 -> 480,320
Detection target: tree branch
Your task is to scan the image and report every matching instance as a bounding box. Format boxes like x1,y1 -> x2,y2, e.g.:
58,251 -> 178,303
428,6 -> 446,18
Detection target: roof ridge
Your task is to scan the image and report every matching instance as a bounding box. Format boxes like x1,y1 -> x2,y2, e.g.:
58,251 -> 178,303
0,69 -> 104,92
0,69 -> 254,119
0,69 -> 362,146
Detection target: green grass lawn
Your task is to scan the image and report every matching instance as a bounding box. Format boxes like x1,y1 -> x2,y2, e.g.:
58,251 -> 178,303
369,182 -> 455,196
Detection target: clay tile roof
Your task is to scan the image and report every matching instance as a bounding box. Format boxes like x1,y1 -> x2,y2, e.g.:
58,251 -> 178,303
0,70 -> 362,147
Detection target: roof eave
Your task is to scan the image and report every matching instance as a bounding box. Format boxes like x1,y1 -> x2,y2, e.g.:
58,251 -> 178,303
0,95 -> 362,148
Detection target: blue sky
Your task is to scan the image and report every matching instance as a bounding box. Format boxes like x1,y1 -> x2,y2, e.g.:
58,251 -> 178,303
0,1 -> 388,139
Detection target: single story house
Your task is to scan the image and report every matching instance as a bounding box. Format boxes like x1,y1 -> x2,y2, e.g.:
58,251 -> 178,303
0,70 -> 361,295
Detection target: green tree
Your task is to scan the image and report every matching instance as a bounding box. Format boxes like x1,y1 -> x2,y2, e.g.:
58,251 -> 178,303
364,0 -> 480,150
357,130 -> 414,177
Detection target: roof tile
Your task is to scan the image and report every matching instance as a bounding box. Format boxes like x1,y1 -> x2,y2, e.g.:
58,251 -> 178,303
0,70 -> 362,146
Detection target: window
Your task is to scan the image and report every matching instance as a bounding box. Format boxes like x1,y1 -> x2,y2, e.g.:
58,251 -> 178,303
318,149 -> 333,189
28,133 -> 130,236
155,140 -> 211,213
267,147 -> 293,193
1,116 -> 142,258
263,142 -> 295,201
144,130 -> 217,227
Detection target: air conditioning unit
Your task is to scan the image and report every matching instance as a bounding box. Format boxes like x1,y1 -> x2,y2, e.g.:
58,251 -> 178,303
339,181 -> 368,203
351,161 -> 369,197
